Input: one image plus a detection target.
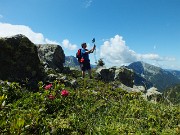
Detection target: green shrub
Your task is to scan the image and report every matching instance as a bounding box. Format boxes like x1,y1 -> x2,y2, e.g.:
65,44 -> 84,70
0,78 -> 180,134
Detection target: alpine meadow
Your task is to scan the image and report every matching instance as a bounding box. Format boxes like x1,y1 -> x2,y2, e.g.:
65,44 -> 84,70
1,0 -> 180,134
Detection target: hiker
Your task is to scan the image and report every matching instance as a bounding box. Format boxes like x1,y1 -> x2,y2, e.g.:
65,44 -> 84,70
80,42 -> 96,78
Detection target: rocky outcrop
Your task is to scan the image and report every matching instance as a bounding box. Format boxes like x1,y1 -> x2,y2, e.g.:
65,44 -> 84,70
96,67 -> 115,82
0,34 -> 44,82
112,83 -> 162,103
95,66 -> 134,87
37,44 -> 65,72
114,67 -> 134,87
145,87 -> 162,103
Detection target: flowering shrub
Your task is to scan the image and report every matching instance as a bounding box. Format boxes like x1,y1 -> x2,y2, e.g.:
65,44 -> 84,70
61,89 -> 69,97
44,84 -> 52,90
0,77 -> 179,134
48,94 -> 55,100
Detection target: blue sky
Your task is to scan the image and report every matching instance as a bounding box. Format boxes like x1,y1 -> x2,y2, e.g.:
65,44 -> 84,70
0,0 -> 180,70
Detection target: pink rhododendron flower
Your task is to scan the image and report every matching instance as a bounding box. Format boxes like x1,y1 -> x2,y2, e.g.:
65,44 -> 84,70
45,84 -> 52,90
61,90 -> 69,97
48,94 -> 55,100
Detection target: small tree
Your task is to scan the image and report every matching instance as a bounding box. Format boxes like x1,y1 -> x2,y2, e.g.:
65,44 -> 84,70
97,58 -> 105,67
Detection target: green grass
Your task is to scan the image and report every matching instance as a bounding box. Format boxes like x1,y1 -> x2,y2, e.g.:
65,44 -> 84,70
0,72 -> 180,134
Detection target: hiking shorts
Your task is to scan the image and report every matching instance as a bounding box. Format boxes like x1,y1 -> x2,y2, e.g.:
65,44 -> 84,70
80,61 -> 91,71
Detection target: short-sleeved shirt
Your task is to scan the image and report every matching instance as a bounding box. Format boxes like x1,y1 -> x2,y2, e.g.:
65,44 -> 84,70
80,48 -> 91,71
81,48 -> 90,61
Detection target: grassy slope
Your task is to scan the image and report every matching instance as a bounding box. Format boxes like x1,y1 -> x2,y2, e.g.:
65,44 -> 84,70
0,70 -> 180,134
163,84 -> 180,104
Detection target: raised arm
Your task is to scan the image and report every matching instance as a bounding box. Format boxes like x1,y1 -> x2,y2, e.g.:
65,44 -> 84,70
89,44 -> 96,53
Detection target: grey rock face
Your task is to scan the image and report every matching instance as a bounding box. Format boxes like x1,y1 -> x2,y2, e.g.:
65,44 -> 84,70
95,66 -> 134,87
96,67 -> 115,82
114,67 -> 134,87
0,34 -> 44,82
145,87 -> 162,103
37,44 -> 65,72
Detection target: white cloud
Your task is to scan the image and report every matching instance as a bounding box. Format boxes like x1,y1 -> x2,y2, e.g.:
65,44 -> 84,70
0,22 -> 79,53
137,53 -> 161,61
45,39 -> 59,45
0,22 -> 59,44
100,35 -> 175,66
62,39 -> 77,50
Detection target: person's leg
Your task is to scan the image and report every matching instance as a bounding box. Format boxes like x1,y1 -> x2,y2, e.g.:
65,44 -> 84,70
81,63 -> 86,78
82,70 -> 85,78
87,62 -> 92,78
88,69 -> 92,79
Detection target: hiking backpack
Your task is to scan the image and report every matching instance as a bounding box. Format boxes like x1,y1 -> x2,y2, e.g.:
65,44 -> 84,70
76,49 -> 83,63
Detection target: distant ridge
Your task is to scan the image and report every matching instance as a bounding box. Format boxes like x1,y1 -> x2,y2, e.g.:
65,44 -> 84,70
64,56 -> 79,68
167,70 -> 180,79
128,61 -> 180,91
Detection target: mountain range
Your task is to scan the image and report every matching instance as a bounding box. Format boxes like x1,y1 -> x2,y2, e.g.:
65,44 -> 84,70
64,56 -> 80,68
65,56 -> 180,92
1,34 -> 179,94
128,61 -> 180,92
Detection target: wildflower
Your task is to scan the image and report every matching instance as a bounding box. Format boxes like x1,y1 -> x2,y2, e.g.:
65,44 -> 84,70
61,90 -> 69,97
48,94 -> 55,100
45,84 -> 52,90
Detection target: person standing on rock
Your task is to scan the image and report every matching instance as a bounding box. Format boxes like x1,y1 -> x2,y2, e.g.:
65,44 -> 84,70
80,42 -> 96,78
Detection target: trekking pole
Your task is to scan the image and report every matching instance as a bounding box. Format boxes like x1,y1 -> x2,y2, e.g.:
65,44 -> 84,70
92,38 -> 97,64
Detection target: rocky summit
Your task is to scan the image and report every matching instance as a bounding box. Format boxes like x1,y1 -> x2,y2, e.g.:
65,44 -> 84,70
0,34 -> 44,82
95,66 -> 134,87
0,34 -> 66,84
37,44 -> 65,72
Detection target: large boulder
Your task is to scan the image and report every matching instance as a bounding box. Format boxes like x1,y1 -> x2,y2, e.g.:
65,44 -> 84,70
95,67 -> 115,82
37,44 -> 65,72
114,67 -> 134,87
96,66 -> 134,87
0,34 -> 44,82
